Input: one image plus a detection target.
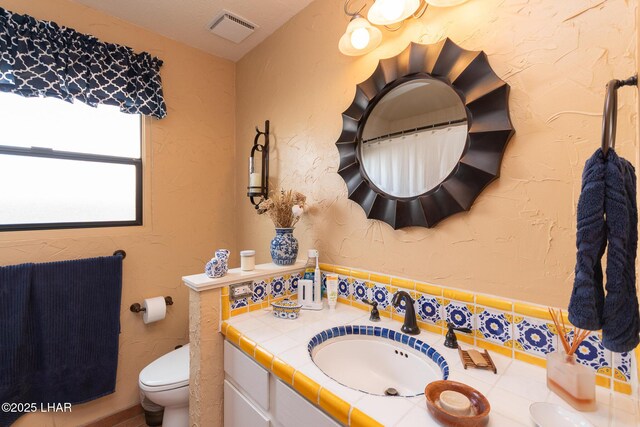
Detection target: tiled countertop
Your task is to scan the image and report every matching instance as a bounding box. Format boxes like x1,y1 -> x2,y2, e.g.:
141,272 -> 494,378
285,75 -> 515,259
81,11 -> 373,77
224,303 -> 639,427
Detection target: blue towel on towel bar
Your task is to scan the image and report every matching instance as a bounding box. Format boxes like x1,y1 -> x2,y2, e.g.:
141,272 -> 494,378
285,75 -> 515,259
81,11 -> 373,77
0,256 -> 123,426
568,149 -> 639,353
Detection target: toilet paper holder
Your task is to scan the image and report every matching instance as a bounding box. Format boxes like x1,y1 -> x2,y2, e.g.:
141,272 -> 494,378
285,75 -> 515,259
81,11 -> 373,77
130,296 -> 173,313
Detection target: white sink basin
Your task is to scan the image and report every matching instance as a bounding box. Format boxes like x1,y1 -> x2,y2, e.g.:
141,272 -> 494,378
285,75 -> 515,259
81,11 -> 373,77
308,325 -> 448,397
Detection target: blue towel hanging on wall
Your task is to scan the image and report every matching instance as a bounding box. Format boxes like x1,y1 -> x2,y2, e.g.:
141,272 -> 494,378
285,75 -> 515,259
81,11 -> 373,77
568,148 -> 639,353
0,255 -> 123,426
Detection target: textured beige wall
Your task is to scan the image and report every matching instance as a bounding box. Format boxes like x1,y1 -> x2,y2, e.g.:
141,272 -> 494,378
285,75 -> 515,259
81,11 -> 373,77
236,0 -> 637,308
0,0 -> 235,425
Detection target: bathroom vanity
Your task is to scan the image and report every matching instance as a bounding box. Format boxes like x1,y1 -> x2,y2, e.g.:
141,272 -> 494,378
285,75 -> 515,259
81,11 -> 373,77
184,263 -> 637,427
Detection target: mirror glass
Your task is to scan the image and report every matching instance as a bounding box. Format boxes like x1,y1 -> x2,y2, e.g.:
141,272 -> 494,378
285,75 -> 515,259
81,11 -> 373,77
360,79 -> 468,198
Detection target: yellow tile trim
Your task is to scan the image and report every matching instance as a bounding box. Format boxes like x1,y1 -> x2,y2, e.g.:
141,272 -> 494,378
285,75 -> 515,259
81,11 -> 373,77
335,267 -> 351,276
225,325 -> 241,346
417,320 -> 441,335
596,375 -> 611,389
391,277 -> 414,290
319,388 -> 351,426
379,310 -> 391,318
613,381 -> 632,395
239,335 -> 256,356
319,263 -> 335,273
475,295 -> 512,311
513,303 -> 552,320
349,408 -> 384,427
221,286 -> 229,296
443,288 -> 474,302
293,371 -> 321,404
457,334 -> 474,345
221,321 -> 229,336
230,307 -> 248,317
254,345 -> 274,370
248,303 -> 264,313
477,339 -> 513,357
352,300 -> 369,311
514,351 -> 546,368
415,282 -> 443,296
337,296 -> 352,306
350,270 -> 370,280
272,357 -> 295,385
221,295 -> 230,321
369,273 -> 390,285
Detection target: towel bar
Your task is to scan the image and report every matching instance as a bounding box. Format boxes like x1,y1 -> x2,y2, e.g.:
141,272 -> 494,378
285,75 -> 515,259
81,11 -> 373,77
113,249 -> 126,259
601,75 -> 637,157
130,296 -> 173,313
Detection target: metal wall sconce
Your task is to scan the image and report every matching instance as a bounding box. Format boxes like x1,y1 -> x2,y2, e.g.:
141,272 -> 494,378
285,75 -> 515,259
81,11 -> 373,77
247,120 -> 270,209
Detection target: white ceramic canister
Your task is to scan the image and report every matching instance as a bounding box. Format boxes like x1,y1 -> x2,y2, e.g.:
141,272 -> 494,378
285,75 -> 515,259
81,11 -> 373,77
240,250 -> 256,271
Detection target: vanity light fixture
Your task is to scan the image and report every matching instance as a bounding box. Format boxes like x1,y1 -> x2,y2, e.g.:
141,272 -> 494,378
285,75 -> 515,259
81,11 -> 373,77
367,0 -> 421,25
339,0 -> 468,56
247,120 -> 270,209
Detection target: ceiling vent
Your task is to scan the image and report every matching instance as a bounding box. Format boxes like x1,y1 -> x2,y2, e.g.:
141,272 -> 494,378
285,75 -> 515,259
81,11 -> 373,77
208,10 -> 257,44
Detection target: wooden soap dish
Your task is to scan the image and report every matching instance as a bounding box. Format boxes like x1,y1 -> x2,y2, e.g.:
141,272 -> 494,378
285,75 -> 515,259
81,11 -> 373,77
458,347 -> 497,374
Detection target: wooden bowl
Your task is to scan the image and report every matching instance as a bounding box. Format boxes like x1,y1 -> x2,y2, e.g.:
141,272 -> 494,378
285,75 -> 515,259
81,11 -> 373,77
425,380 -> 490,427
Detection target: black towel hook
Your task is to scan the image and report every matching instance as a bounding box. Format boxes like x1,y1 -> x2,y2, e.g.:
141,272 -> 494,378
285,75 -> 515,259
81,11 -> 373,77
601,75 -> 637,157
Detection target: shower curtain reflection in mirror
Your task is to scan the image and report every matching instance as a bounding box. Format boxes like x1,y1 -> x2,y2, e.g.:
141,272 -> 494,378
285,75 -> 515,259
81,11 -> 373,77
361,124 -> 467,197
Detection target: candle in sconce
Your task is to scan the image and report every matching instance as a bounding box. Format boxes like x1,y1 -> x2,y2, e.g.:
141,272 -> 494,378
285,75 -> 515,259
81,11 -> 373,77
249,172 -> 261,189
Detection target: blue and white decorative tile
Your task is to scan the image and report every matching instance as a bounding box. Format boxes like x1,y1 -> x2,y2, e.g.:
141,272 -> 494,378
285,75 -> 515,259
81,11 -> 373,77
574,333 -> 611,375
270,276 -> 285,298
251,280 -> 267,303
613,351 -> 632,382
352,279 -> 370,303
371,284 -> 390,309
513,317 -> 555,357
231,297 -> 247,309
286,272 -> 301,295
444,301 -> 473,330
416,295 -> 441,324
476,307 -> 512,346
338,276 -> 350,298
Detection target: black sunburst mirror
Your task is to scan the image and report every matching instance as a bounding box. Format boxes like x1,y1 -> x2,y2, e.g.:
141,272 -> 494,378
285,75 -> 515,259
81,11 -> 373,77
336,38 -> 515,229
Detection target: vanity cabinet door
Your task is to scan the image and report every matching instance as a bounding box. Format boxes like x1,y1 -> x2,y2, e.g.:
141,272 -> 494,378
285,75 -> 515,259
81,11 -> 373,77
224,340 -> 270,411
273,379 -> 340,427
224,380 -> 270,427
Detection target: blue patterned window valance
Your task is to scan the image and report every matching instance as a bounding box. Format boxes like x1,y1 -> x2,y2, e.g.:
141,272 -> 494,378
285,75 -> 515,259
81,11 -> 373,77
0,8 -> 166,119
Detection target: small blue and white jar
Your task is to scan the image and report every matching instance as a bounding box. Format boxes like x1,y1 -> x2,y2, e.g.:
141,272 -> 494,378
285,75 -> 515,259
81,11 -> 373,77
270,228 -> 298,266
205,249 -> 230,278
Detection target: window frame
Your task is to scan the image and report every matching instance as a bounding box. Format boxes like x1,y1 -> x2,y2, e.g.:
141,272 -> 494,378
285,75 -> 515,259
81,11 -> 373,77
0,116 -> 143,232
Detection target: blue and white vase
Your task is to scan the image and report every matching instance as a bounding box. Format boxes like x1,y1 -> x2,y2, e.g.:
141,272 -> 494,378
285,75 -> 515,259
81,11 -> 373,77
205,249 -> 230,278
270,228 -> 298,266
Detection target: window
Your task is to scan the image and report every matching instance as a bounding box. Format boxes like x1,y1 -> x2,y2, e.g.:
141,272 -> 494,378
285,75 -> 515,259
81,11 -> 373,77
0,92 -> 142,231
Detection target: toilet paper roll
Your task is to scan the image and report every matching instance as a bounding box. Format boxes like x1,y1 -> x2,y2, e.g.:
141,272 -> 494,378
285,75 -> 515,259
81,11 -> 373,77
143,296 -> 167,324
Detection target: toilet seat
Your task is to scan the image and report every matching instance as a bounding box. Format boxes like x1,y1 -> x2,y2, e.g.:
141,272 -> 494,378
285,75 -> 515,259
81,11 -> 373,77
139,344 -> 189,392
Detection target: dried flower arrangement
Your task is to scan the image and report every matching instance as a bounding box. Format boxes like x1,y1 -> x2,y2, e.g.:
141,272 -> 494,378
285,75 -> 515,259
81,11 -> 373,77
257,190 -> 307,228
548,308 -> 590,356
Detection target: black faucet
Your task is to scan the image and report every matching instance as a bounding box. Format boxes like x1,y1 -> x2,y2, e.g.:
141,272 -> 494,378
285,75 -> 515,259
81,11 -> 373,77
363,299 -> 380,322
444,322 -> 472,349
391,291 -> 420,335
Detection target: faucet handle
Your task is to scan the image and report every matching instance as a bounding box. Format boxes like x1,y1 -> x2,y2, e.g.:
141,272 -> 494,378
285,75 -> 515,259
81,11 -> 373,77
448,322 -> 472,334
444,322 -> 472,348
362,299 -> 380,322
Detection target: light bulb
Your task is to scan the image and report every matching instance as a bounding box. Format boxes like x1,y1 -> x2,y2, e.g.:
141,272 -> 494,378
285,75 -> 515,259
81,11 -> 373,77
338,15 -> 382,56
368,0 -> 420,25
350,27 -> 370,50
379,0 -> 403,21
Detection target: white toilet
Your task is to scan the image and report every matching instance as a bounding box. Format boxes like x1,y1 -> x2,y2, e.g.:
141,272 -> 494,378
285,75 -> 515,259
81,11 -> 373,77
139,344 -> 190,427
